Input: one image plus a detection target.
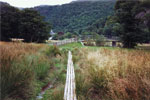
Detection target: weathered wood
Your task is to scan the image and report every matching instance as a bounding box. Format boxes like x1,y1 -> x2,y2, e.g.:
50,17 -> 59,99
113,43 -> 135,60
64,51 -> 77,100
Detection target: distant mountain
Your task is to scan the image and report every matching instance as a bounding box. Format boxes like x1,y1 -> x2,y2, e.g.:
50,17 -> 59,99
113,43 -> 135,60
34,0 -> 115,33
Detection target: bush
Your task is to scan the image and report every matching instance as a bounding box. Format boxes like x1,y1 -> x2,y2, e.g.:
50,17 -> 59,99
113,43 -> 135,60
29,55 -> 50,80
45,46 -> 61,57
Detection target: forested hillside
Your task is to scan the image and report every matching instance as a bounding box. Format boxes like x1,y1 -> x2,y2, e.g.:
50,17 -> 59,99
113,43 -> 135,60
34,1 -> 115,33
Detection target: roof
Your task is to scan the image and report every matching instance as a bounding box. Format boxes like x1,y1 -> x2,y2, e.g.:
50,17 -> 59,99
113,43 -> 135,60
105,37 -> 121,42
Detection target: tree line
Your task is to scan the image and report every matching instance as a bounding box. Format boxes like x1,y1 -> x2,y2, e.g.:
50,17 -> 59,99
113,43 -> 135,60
1,2 -> 51,43
1,0 -> 150,48
34,1 -> 115,33
85,0 -> 150,48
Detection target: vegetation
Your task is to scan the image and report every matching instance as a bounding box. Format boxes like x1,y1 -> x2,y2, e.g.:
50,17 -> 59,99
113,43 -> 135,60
34,0 -> 115,33
1,0 -> 150,100
0,42 -> 45,100
83,0 -> 150,48
114,0 -> 143,48
84,16 -> 119,37
1,41 -> 149,100
1,2 -> 51,42
19,9 -> 51,42
95,35 -> 106,46
2,0 -> 149,47
0,42 -> 67,100
53,32 -> 78,40
74,47 -> 150,100
60,42 -> 83,51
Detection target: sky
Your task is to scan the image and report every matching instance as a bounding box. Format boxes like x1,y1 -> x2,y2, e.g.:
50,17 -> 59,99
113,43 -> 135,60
0,0 -> 76,8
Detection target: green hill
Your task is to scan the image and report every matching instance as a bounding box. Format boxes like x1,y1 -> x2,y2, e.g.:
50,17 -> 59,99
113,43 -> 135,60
34,1 -> 115,33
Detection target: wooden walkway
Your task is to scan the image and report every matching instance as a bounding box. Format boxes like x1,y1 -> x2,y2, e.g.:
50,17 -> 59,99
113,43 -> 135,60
64,51 -> 77,100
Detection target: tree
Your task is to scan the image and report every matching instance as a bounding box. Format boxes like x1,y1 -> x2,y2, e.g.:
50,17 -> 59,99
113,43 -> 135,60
1,2 -> 21,41
1,2 -> 51,43
20,9 -> 51,42
115,0 -> 145,48
135,0 -> 150,42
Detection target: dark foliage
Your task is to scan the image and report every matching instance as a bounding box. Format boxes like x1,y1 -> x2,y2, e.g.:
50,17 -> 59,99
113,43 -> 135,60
1,2 -> 21,41
1,2 -> 51,42
19,9 -> 51,42
114,0 -> 150,48
34,1 -> 115,33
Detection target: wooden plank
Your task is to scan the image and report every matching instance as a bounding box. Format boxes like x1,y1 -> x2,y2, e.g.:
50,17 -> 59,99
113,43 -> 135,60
64,51 -> 77,100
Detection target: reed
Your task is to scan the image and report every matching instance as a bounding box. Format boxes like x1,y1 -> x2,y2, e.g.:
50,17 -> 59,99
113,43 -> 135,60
75,48 -> 150,100
0,42 -> 50,100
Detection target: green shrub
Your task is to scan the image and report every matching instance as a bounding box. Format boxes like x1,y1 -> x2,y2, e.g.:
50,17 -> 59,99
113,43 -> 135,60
33,61 -> 50,80
45,46 -> 61,57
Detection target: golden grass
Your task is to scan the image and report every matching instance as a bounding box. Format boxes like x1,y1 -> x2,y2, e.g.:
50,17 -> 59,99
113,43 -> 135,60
0,42 -> 50,100
0,42 -> 67,100
76,48 -> 150,100
0,42 -> 47,64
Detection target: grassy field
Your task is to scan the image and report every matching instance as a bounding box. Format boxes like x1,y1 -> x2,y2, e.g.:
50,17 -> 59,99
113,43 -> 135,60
0,42 -> 68,100
59,42 -> 83,51
74,46 -> 150,100
1,42 -> 150,100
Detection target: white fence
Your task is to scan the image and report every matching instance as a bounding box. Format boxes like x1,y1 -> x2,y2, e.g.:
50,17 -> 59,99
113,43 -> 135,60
48,38 -> 78,46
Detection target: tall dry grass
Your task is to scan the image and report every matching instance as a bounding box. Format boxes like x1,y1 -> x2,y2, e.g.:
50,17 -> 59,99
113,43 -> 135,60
0,42 -> 49,100
0,42 -> 68,100
75,48 -> 150,100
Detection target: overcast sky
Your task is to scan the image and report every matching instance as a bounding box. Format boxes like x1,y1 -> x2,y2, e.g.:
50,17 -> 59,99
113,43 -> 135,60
0,0 -> 76,8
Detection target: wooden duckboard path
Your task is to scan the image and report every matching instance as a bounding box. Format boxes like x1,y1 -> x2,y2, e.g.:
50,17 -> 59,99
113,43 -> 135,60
64,51 -> 77,100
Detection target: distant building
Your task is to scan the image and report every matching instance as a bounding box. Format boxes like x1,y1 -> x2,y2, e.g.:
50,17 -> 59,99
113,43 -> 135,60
48,30 -> 56,40
104,38 -> 121,47
58,32 -> 64,35
50,30 -> 56,35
